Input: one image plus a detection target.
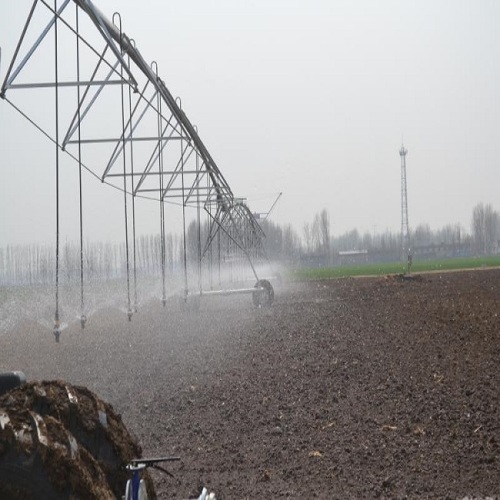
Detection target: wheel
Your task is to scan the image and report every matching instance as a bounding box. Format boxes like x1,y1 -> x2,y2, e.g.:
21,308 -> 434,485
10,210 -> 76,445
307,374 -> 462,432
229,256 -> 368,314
0,408 -> 114,499
0,381 -> 154,499
252,279 -> 274,307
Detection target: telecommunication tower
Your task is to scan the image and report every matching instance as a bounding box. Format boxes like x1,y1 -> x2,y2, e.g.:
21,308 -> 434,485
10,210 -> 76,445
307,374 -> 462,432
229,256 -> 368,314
399,145 -> 411,272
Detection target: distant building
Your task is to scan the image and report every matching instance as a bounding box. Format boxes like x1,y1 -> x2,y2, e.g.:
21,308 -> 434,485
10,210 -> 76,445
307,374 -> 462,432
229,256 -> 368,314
337,250 -> 368,265
412,242 -> 471,259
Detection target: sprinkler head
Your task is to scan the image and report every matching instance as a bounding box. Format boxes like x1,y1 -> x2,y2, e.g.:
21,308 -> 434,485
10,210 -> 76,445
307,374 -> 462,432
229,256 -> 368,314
80,315 -> 87,329
161,297 -> 167,307
127,309 -> 133,322
53,320 -> 61,343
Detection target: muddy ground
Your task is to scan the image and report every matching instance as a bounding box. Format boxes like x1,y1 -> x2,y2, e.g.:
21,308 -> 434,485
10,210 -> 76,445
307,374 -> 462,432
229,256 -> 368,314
1,269 -> 499,498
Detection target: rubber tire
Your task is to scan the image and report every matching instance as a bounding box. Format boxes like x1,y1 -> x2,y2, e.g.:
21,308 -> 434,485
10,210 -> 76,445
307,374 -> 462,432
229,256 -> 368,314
252,279 -> 274,307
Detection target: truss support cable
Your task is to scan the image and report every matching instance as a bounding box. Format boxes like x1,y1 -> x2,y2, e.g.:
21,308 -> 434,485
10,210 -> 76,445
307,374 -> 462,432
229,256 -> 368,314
160,187 -> 166,307
76,5 -> 86,329
116,14 -> 132,321
180,118 -> 188,301
208,175 -> 213,290
218,229 -> 221,287
127,50 -> 138,312
53,0 -> 61,342
196,149 -> 202,295
155,64 -> 167,307
160,183 -> 166,306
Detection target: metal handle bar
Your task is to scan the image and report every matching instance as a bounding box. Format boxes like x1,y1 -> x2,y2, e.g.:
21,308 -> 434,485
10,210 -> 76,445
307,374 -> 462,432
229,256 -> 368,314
129,456 -> 180,466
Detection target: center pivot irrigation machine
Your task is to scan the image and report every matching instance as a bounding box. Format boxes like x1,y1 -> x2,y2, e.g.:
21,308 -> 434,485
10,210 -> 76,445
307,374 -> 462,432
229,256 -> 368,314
1,0 -> 277,341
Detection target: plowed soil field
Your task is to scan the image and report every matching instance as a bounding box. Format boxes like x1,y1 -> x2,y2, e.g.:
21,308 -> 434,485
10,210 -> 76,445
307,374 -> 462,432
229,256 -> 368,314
1,269 -> 499,498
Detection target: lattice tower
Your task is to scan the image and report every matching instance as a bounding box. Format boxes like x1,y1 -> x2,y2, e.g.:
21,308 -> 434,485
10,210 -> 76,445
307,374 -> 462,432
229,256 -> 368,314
400,145 -> 410,261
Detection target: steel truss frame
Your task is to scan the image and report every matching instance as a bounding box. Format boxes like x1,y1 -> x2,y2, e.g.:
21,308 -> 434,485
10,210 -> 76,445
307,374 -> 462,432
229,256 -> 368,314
1,0 -> 272,337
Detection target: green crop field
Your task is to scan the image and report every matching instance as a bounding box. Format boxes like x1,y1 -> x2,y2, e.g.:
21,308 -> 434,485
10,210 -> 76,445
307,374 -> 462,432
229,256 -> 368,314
288,255 -> 500,281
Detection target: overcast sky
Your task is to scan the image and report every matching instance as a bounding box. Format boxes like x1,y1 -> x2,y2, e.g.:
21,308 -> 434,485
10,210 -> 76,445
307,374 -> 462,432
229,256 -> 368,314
1,0 -> 499,245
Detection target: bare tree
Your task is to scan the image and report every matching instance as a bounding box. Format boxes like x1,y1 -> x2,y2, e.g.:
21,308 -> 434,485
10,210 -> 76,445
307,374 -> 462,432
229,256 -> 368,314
472,203 -> 499,255
303,222 -> 313,253
319,209 -> 330,258
282,224 -> 301,261
311,215 -> 321,252
413,223 -> 432,247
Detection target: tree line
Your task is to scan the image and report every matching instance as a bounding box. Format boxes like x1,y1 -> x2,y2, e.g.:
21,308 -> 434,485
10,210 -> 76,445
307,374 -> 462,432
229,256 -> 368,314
1,203 -> 499,285
0,235 -> 181,286
261,203 -> 500,263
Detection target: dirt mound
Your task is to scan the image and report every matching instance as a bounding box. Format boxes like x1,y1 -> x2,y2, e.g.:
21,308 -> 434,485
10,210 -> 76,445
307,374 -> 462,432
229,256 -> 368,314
0,380 -> 152,499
